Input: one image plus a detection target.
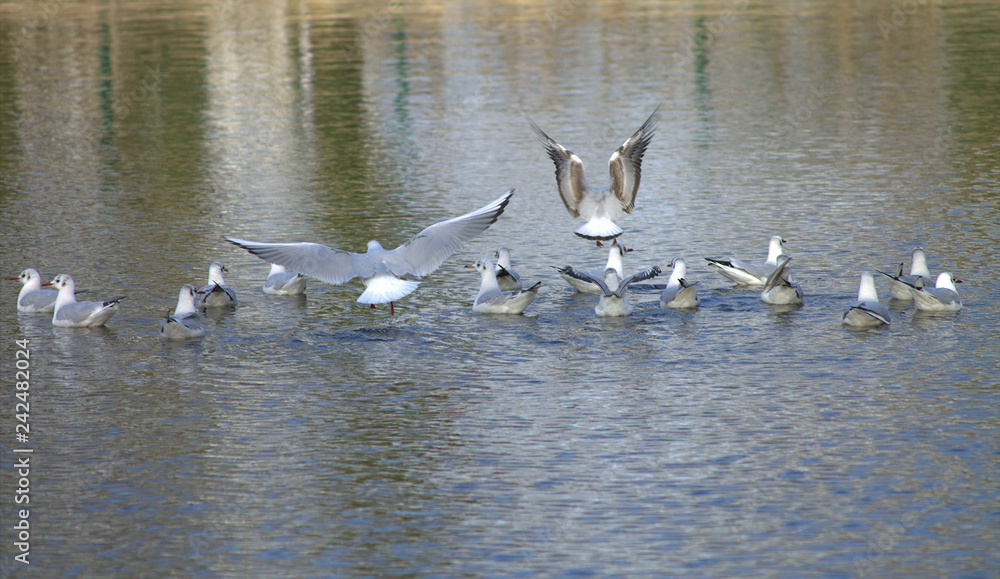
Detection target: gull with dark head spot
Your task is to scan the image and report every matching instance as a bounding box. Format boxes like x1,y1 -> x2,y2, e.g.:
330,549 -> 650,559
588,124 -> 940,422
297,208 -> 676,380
263,263 -> 307,296
705,235 -> 786,286
842,272 -> 890,328
468,257 -> 541,314
161,284 -> 206,339
906,272 -> 962,312
12,268 -> 60,313
226,189 -> 514,315
49,274 -> 124,328
560,265 -> 661,317
877,247 -> 932,301
197,261 -> 237,308
556,244 -> 632,294
760,255 -> 803,306
660,257 -> 699,309
531,107 -> 659,244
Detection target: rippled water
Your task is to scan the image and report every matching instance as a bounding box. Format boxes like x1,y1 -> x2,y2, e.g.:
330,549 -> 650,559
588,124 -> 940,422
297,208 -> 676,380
1,0 -> 998,576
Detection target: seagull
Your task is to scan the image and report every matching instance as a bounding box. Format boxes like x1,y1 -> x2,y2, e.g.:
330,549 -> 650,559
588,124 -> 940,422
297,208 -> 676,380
556,244 -> 632,293
49,274 -> 124,328
12,268 -> 60,313
842,271 -> 891,327
161,284 -> 206,339
760,255 -> 803,305
877,247 -> 932,301
560,265 -> 661,317
660,258 -> 699,309
706,235 -> 786,286
263,263 -> 307,296
493,246 -> 522,291
468,258 -> 541,314
530,107 -> 659,244
197,261 -> 237,307
906,272 -> 963,312
225,189 -> 514,315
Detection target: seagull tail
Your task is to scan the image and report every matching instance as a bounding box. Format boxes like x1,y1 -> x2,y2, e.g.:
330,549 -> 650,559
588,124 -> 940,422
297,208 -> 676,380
357,277 -> 420,305
574,217 -> 623,241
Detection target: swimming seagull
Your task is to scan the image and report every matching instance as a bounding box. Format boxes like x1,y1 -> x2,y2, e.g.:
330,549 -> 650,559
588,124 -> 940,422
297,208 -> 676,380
468,257 -> 541,314
906,272 -> 963,313
877,247 -> 932,301
48,274 -> 124,328
161,284 -> 206,339
12,268 -> 60,313
760,255 -> 803,306
659,257 -> 699,309
705,235 -> 786,286
226,189 -> 514,315
842,271 -> 891,328
556,244 -> 632,293
263,263 -> 307,296
530,106 -> 659,244
493,246 -> 522,291
560,265 -> 661,317
197,261 -> 237,308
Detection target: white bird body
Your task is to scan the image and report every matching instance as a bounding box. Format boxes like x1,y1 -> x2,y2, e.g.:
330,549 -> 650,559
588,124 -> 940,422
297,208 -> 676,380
197,261 -> 237,307
706,235 -> 786,286
469,258 -> 541,314
842,271 -> 891,327
660,258 -> 699,309
161,284 -> 206,339
760,255 -> 804,305
50,274 -> 123,328
561,265 -> 661,317
263,263 -> 307,295
532,108 -> 659,242
879,248 -> 932,300
13,268 -> 59,313
226,189 -> 514,314
558,245 -> 631,293
493,246 -> 522,291
908,272 -> 962,312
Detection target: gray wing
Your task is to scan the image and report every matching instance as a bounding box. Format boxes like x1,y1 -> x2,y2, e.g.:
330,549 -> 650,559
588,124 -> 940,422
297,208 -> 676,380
390,189 -> 514,277
615,266 -> 662,297
530,121 -> 588,217
608,105 -> 659,214
560,266 -> 611,295
763,256 -> 793,292
225,237 -> 374,284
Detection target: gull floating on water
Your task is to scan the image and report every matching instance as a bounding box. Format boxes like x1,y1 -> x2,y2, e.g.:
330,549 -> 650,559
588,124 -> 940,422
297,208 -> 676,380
263,263 -> 307,296
877,247 -> 932,301
13,268 -> 59,313
493,246 -> 522,291
906,272 -> 962,312
226,189 -> 514,314
468,257 -> 541,314
659,257 -> 699,309
760,255 -> 803,305
556,245 -> 632,293
197,261 -> 237,307
706,235 -> 786,286
49,274 -> 124,328
161,284 -> 206,339
842,271 -> 891,328
560,265 -> 661,317
531,107 -> 659,243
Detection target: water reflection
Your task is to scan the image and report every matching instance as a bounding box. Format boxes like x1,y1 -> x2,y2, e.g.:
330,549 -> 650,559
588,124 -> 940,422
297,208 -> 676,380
1,0 -> 998,577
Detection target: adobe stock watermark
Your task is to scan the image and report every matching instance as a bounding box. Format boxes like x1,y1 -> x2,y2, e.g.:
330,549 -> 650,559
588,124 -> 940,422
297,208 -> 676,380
5,0 -> 72,65
852,464 -> 963,577
112,64 -> 165,138
877,0 -> 934,42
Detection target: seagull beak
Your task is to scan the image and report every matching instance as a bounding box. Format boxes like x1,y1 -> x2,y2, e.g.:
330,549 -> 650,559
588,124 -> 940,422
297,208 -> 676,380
954,278 -> 963,284
465,264 -> 476,269
41,281 -> 53,287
